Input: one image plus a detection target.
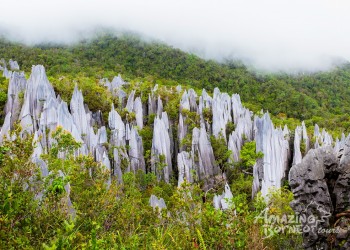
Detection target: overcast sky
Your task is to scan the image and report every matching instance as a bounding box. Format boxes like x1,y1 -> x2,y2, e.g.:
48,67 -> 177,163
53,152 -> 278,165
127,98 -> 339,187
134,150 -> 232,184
0,0 -> 349,72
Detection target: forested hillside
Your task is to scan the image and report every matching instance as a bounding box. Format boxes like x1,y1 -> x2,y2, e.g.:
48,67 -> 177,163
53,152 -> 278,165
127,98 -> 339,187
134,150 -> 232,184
1,34 -> 350,249
1,34 -> 350,132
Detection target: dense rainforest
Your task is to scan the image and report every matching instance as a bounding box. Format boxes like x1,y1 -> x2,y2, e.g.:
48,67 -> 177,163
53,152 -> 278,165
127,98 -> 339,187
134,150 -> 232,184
0,34 -> 349,249
1,34 -> 350,133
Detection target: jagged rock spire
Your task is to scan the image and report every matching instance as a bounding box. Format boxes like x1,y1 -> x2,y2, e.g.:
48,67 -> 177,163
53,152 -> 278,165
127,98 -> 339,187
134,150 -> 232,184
151,112 -> 172,182
212,88 -> 232,139
253,113 -> 290,197
5,71 -> 26,127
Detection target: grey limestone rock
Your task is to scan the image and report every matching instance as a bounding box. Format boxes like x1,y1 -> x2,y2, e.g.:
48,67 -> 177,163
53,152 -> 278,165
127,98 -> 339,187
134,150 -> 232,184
213,183 -> 233,210
231,94 -> 253,140
0,112 -> 11,143
180,90 -> 190,111
178,91 -> 190,151
149,194 -> 167,210
133,97 -> 143,129
103,74 -> 126,97
314,124 -> 334,150
5,71 -> 26,127
212,88 -> 232,139
57,101 -> 82,143
188,89 -> 198,112
228,93 -> 253,163
20,65 -> 56,133
176,85 -> 182,93
148,93 -> 157,115
191,126 -> 219,189
334,137 -> 350,213
129,126 -> 145,173
126,90 -> 135,112
293,122 -> 311,166
70,85 -> 89,136
302,121 -> 310,152
108,104 -> 129,181
289,147 -> 338,249
228,132 -> 241,162
108,104 -> 124,133
253,113 -> 290,197
178,113 -> 187,152
9,59 -> 19,70
39,96 -> 58,135
97,126 -> 107,145
151,112 -> 172,182
2,67 -> 12,79
110,74 -> 126,89
293,126 -> 303,165
157,96 -> 163,117
177,151 -> 193,187
198,89 -> 212,133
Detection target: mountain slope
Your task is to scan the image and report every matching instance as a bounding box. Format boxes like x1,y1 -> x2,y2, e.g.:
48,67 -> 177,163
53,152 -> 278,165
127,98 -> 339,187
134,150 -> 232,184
1,34 -> 350,132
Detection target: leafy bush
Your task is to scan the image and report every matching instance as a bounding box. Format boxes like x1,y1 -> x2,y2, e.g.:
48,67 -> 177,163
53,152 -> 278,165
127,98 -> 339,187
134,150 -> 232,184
239,141 -> 263,168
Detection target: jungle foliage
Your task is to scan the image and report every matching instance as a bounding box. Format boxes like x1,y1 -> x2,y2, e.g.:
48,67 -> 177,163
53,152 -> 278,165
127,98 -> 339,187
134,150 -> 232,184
0,126 -> 302,249
1,34 -> 350,134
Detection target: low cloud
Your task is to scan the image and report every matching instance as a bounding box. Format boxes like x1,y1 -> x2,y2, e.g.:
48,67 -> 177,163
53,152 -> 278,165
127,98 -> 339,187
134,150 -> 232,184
1,0 -> 350,72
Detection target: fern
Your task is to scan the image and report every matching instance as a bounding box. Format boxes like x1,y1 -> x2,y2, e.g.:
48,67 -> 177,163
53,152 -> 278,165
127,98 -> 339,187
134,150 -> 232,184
196,229 -> 207,250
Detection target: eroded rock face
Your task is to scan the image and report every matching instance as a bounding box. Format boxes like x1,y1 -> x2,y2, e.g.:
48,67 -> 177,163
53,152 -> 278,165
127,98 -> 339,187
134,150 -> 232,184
212,88 -> 232,139
5,72 -> 26,126
253,113 -> 290,197
20,65 -> 56,133
289,143 -> 350,249
129,127 -> 145,173
151,112 -> 172,183
177,151 -> 193,187
149,195 -> 167,210
133,97 -> 143,129
228,94 -> 253,162
108,104 -> 129,182
0,112 -> 11,143
2,67 -> 12,79
198,89 -> 212,133
103,74 -> 126,98
191,126 -> 220,190
213,183 -> 233,210
9,59 -> 19,71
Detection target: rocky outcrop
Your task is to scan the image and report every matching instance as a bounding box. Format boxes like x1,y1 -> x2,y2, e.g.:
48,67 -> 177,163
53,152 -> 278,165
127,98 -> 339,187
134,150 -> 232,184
252,113 -> 290,197
213,183 -> 233,210
198,89 -> 212,133
102,74 -> 126,99
314,123 -> 334,149
9,59 -> 19,71
228,94 -> 253,162
293,121 -> 313,166
151,112 -> 172,182
129,127 -> 145,173
191,126 -> 220,190
289,147 -> 335,249
212,88 -> 232,139
0,112 -> 11,143
133,97 -> 143,129
20,65 -> 56,133
109,104 -> 129,182
149,195 -> 167,210
289,139 -> 350,249
5,72 -> 26,127
0,60 -> 17,78
177,151 -> 193,186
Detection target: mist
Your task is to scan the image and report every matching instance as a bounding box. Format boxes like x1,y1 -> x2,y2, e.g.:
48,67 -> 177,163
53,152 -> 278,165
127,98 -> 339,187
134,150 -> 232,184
1,0 -> 350,72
